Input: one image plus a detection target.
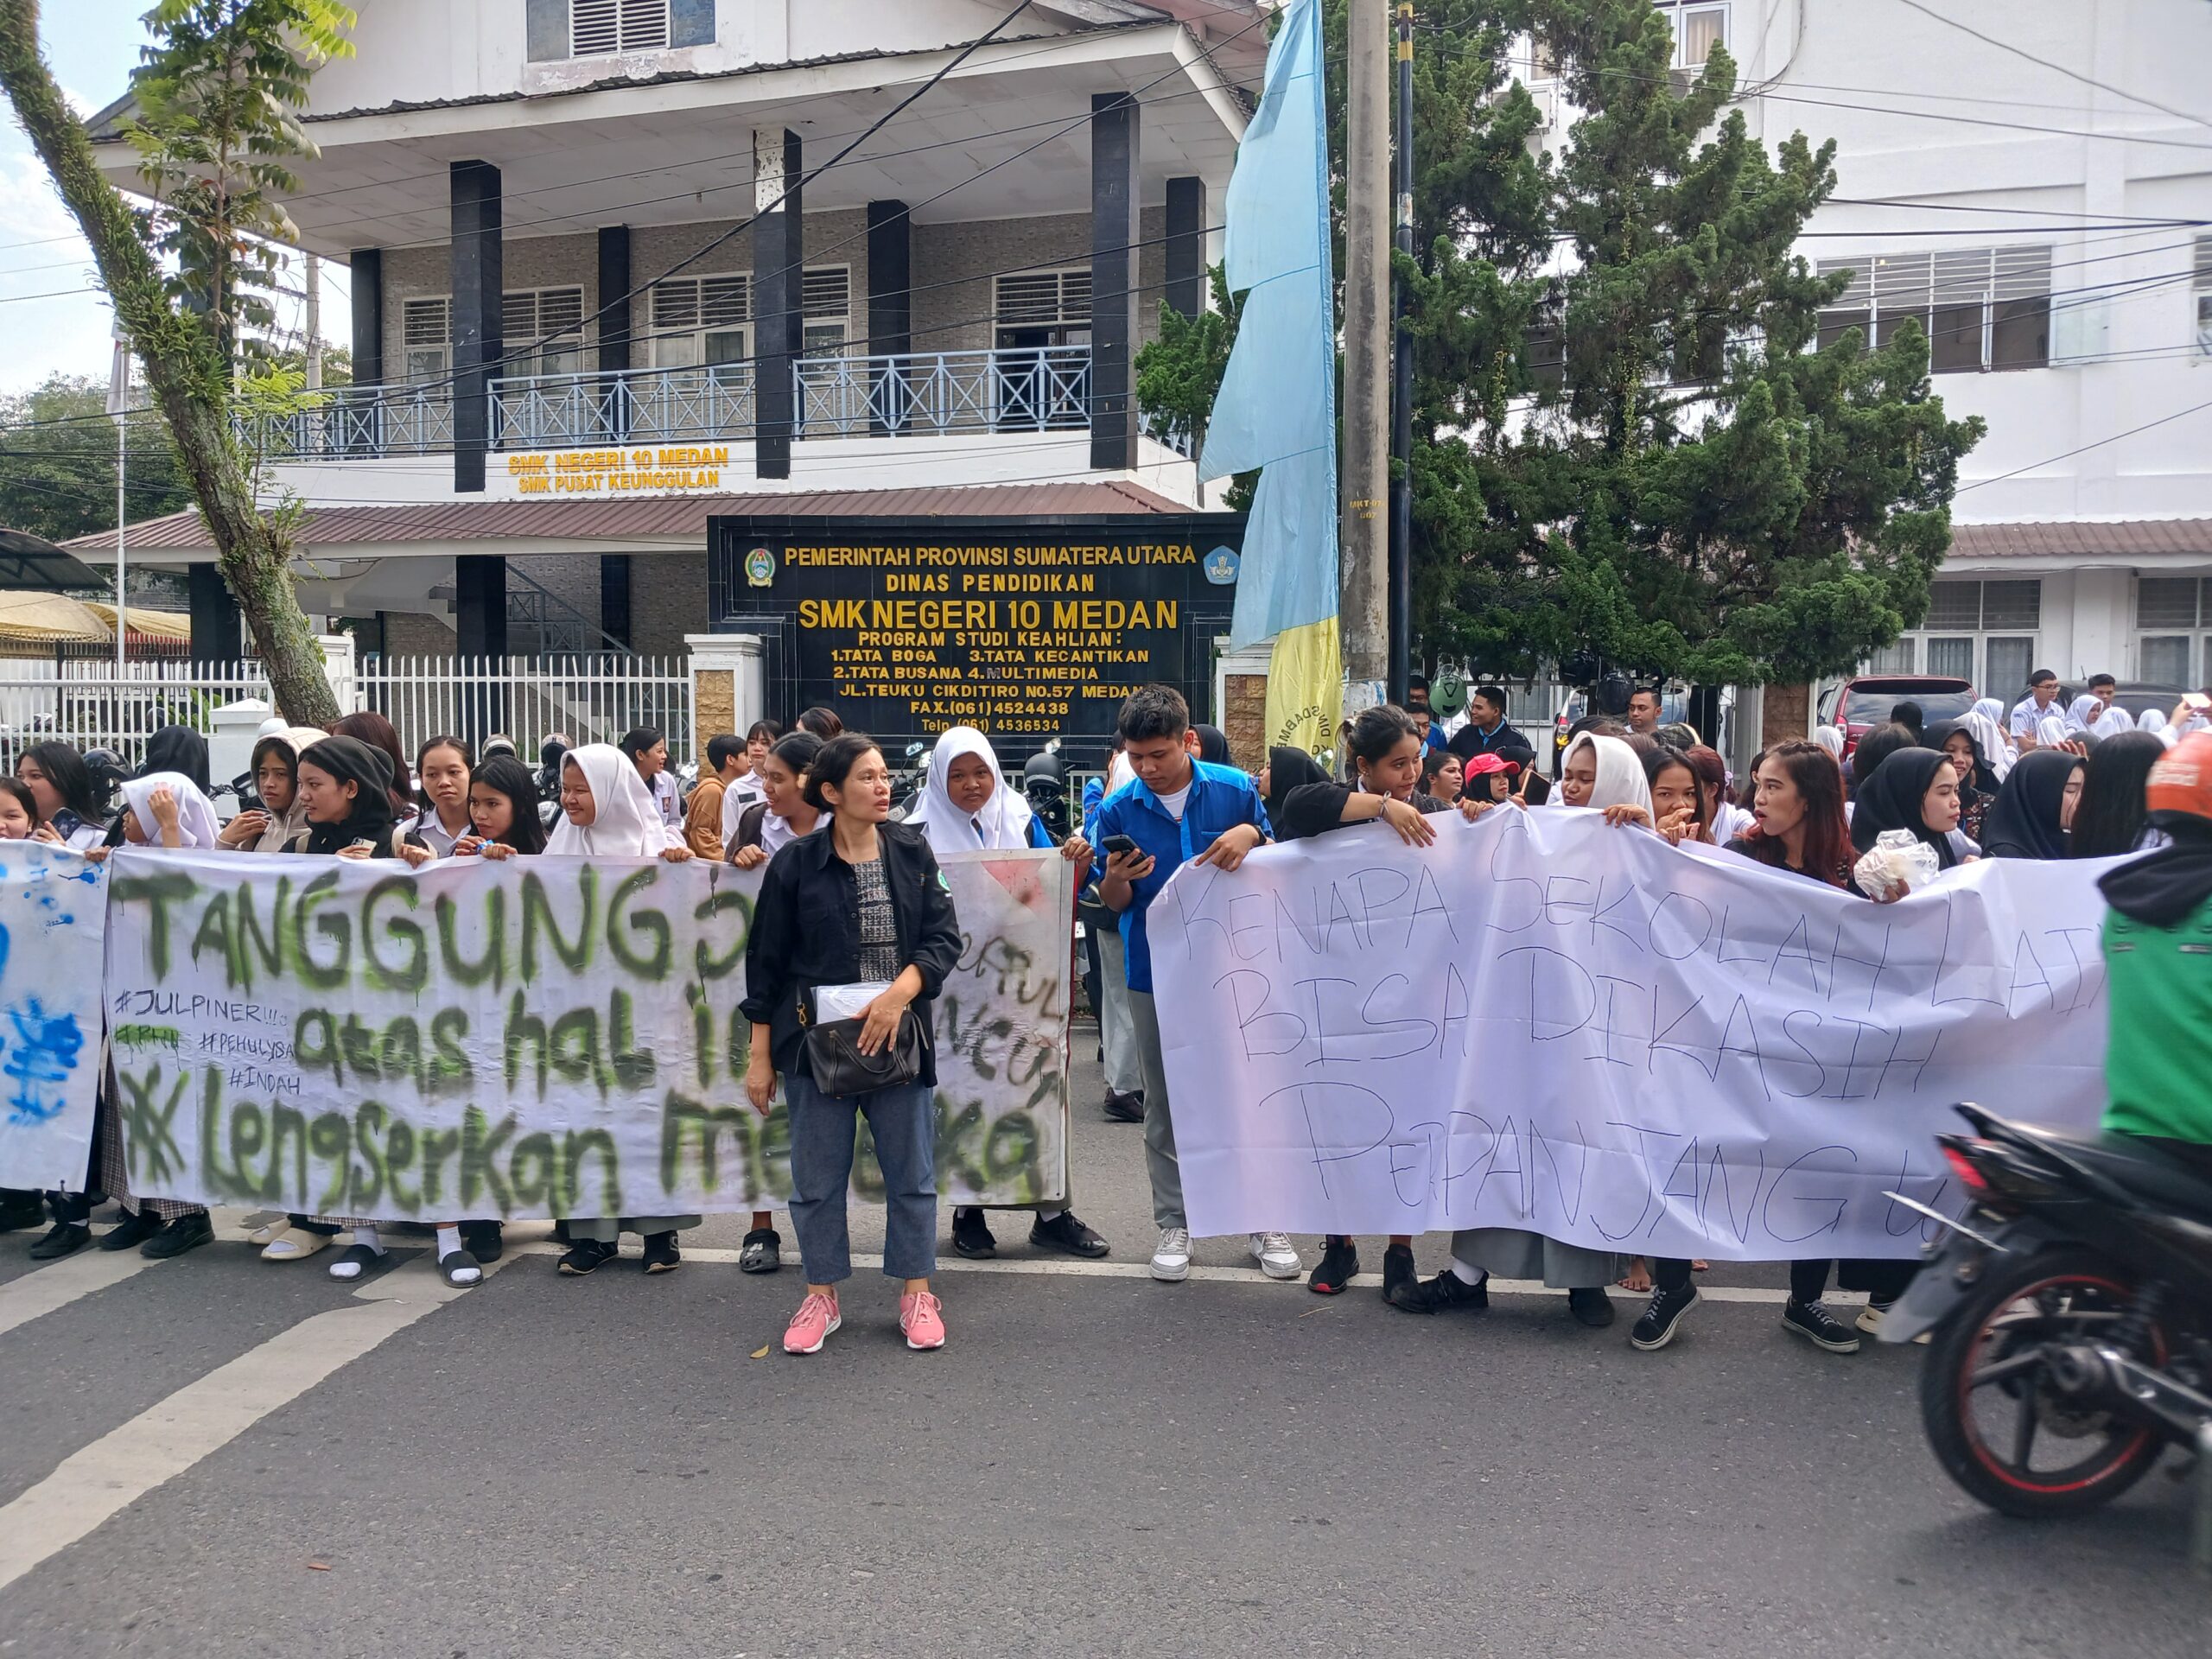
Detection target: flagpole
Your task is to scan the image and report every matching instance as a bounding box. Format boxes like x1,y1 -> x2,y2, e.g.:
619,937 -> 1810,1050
108,335 -> 128,683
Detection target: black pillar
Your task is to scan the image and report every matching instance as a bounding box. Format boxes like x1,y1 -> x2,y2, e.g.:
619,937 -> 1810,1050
450,161 -> 504,493
1165,177 -> 1205,320
598,225 -> 632,442
866,200 -> 912,436
753,129 -> 802,480
454,554 -> 508,741
1090,92 -> 1141,471
600,554 -> 632,650
188,563 -> 242,663
350,248 -> 385,385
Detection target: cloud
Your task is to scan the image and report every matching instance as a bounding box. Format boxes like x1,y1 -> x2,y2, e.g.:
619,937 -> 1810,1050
0,138 -> 117,392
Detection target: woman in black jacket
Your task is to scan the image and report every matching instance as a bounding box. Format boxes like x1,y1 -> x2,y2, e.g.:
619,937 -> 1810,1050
742,734 -> 963,1356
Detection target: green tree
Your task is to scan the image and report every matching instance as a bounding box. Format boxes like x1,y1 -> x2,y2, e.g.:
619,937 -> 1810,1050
0,373 -> 192,543
0,0 -> 354,721
1139,0 -> 1981,688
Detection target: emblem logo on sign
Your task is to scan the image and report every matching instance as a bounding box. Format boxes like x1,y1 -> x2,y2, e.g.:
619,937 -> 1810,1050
1204,545 -> 1240,586
745,547 -> 776,588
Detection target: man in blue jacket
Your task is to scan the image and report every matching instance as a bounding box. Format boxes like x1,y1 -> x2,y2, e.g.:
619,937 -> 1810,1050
1093,685 -> 1297,1284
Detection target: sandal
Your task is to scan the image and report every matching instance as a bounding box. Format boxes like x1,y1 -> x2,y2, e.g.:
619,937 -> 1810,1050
439,1249 -> 483,1288
739,1228 -> 781,1274
261,1227 -> 332,1262
247,1217 -> 285,1246
327,1242 -> 388,1281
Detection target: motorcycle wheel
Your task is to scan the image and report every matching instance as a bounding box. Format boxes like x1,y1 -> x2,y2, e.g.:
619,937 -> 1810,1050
1919,1244 -> 2171,1519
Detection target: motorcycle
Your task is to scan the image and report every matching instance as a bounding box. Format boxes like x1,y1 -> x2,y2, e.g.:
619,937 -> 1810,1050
1882,1103 -> 2212,1539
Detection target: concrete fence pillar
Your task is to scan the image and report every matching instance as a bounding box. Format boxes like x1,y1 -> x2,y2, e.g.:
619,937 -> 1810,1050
687,632 -> 766,761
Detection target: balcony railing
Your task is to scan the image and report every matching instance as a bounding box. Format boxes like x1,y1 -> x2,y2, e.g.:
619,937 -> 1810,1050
794,347 -> 1091,438
246,348 -> 1097,459
245,381 -> 454,459
492,363 -> 757,449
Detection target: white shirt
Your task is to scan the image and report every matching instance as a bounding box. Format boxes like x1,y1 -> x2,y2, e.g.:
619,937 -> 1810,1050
1154,783 -> 1192,823
651,770 -> 682,829
720,771 -> 767,848
2009,693 -> 2062,736
1710,802 -> 1756,845
401,808 -> 472,857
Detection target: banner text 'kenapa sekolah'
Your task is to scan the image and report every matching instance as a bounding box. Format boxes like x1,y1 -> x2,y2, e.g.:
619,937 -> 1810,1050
1146,810 -> 2111,1260
83,849 -> 1072,1221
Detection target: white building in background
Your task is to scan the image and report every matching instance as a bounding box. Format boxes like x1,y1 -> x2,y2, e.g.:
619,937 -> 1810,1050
1519,0 -> 2212,707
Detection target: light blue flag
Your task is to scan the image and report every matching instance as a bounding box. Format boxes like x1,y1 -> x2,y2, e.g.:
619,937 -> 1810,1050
1199,0 -> 1338,655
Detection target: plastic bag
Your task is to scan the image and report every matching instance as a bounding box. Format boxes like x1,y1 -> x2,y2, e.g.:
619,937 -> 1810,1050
1851,828 -> 1941,902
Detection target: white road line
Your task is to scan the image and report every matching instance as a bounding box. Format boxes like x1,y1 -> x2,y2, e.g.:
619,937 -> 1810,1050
0,1244 -> 162,1339
0,1297 -> 439,1595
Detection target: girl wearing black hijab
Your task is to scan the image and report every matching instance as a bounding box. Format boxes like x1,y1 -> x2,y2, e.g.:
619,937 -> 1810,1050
1193,724 -> 1234,768
2069,730 -> 2166,858
261,738 -> 442,1273
1847,748 -> 1961,899
1977,750 -> 2083,861
1258,746 -> 1327,830
140,724 -> 211,792
1922,719 -> 1996,844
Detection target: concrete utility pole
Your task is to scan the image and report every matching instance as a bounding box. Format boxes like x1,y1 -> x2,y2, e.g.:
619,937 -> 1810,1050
303,251 -> 322,390
1340,0 -> 1390,696
1388,0 -> 1414,705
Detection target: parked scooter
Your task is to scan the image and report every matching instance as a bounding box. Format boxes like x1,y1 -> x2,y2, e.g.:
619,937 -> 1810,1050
1883,1103 -> 2212,1545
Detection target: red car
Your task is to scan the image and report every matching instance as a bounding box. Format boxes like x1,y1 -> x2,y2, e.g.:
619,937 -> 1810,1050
1816,675 -> 1978,758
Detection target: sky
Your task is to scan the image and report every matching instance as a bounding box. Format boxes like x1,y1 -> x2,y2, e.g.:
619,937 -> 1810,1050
0,1 -> 346,395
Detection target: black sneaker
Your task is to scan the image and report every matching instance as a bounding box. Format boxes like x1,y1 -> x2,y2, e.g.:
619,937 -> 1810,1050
1782,1297 -> 1861,1353
0,1190 -> 45,1231
1630,1283 -> 1699,1351
1103,1090 -> 1145,1123
1308,1234 -> 1359,1294
141,1211 -> 213,1259
951,1208 -> 997,1259
1031,1211 -> 1109,1258
460,1220 -> 504,1263
28,1220 -> 90,1260
557,1238 -> 619,1276
1567,1287 -> 1617,1328
641,1231 -> 681,1273
99,1208 -> 162,1252
739,1228 -> 782,1274
1380,1243 -> 1418,1307
1393,1268 -> 1489,1315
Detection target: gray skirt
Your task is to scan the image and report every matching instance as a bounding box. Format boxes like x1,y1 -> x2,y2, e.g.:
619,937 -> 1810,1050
1450,1227 -> 1618,1290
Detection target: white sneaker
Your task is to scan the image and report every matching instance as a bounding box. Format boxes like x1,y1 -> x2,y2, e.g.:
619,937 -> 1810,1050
1150,1226 -> 1192,1281
1251,1231 -> 1301,1279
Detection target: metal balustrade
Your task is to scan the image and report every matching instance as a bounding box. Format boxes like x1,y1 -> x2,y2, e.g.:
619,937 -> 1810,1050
245,349 -> 1099,458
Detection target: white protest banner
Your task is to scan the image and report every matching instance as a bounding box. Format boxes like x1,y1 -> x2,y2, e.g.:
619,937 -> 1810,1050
100,847 -> 1071,1219
0,843 -> 107,1191
1147,809 -> 2112,1259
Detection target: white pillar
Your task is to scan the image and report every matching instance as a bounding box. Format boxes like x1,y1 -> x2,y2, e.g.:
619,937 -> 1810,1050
686,632 -> 766,760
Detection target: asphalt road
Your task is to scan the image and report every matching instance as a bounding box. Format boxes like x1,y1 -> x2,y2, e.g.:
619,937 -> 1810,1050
2,1047 -> 2208,1659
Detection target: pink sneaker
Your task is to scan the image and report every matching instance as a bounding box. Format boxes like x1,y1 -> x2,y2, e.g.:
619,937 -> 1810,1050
783,1291 -> 840,1355
899,1290 -> 946,1351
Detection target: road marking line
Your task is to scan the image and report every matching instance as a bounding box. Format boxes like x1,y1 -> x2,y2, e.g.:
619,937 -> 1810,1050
0,1298 -> 439,1595
0,1243 -> 162,1339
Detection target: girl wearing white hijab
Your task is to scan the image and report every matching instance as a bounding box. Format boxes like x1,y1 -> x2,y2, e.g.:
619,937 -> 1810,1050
2036,712 -> 2072,751
1814,726 -> 1844,761
543,744 -> 697,1274
1396,728 -> 1627,1325
1965,699 -> 2014,780
905,727 -> 1107,1262
118,772 -> 223,850
2090,704 -> 2136,741
547,743 -> 689,859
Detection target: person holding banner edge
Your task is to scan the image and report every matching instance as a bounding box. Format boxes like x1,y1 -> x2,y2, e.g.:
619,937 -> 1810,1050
902,725 -> 1107,1262
1092,686 -> 1294,1285
744,733 -> 963,1354
1273,705 -> 1445,1305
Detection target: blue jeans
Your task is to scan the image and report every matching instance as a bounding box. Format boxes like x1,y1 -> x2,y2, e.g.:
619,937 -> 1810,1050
785,1072 -> 937,1285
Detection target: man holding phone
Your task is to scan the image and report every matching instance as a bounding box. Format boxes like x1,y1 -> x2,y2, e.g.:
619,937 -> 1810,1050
1092,684 -> 1288,1284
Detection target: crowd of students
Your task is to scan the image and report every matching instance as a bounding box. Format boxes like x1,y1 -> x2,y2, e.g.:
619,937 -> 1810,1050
4,671 -> 2206,1359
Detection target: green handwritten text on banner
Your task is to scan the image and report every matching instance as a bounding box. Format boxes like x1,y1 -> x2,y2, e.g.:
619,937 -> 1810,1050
101,848 -> 1071,1219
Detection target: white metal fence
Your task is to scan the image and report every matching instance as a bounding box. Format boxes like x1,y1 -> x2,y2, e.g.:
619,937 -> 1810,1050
0,653 -> 692,770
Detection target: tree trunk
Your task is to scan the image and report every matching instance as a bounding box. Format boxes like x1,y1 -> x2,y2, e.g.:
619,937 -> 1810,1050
0,0 -> 341,728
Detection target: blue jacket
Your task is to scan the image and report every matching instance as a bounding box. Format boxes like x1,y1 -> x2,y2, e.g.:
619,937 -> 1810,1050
1092,759 -> 1271,994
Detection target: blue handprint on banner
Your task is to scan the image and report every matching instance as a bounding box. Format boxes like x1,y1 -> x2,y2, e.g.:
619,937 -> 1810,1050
4,999 -> 85,1125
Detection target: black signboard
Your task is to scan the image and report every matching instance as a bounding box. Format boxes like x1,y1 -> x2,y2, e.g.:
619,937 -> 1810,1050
709,515 -> 1243,753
